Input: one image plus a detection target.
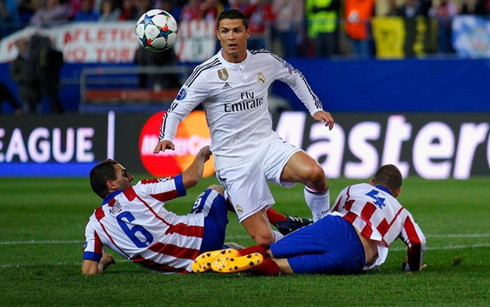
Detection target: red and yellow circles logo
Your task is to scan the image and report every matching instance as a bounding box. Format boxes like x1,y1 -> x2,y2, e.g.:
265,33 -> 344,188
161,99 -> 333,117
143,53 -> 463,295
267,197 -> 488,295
139,110 -> 215,177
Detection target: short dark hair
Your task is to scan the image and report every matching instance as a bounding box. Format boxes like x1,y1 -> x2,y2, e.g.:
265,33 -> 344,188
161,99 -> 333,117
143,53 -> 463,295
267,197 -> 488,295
217,8 -> 248,30
90,159 -> 118,199
372,164 -> 402,195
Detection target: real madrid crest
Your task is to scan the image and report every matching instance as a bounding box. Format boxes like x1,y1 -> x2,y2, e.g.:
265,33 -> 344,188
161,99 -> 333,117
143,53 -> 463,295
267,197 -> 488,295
257,72 -> 265,84
217,68 -> 229,81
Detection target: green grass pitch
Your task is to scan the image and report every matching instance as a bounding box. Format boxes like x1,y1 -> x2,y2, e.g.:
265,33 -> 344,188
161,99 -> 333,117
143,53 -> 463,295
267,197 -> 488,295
1,175 -> 489,306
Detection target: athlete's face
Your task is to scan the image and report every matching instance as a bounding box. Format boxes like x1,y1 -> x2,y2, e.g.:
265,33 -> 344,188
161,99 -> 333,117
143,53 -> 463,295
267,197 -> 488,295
217,18 -> 249,63
110,163 -> 134,191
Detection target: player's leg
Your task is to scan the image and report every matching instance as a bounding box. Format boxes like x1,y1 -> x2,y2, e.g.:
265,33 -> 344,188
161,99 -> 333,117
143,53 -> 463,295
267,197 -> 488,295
241,209 -> 283,246
191,185 -> 229,252
280,151 -> 330,221
216,163 -> 282,246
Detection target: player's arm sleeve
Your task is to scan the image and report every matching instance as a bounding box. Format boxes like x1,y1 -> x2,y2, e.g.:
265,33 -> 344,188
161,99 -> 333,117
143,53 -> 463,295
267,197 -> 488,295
158,74 -> 208,142
400,213 -> 426,271
139,174 -> 187,203
273,57 -> 324,116
82,223 -> 103,262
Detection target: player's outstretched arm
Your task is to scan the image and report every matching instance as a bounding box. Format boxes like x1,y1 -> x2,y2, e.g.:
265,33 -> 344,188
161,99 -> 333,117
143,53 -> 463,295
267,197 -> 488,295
313,110 -> 335,130
153,140 -> 175,153
181,146 -> 212,189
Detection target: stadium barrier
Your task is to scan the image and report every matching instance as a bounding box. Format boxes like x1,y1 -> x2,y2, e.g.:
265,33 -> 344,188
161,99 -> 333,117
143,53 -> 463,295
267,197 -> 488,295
79,65 -> 188,113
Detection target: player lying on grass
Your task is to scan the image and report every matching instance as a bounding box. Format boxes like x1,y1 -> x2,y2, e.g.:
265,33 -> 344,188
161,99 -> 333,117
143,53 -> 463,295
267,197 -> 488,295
192,164 -> 427,275
81,145 -> 311,274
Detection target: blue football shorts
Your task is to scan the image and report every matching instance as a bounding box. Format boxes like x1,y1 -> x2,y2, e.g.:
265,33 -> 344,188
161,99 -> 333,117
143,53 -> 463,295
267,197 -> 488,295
190,188 -> 229,253
270,215 -> 366,274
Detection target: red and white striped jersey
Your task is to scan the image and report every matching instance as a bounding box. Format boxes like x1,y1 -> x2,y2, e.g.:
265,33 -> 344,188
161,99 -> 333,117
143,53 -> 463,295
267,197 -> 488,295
83,175 -> 205,273
331,183 -> 426,271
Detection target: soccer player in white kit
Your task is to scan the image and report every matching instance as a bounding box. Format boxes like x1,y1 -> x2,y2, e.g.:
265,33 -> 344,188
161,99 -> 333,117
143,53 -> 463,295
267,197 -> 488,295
153,9 -> 335,246
193,164 -> 426,275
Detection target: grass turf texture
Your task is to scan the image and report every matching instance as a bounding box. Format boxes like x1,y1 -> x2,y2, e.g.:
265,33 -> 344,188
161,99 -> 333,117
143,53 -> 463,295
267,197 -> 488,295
1,175 -> 489,306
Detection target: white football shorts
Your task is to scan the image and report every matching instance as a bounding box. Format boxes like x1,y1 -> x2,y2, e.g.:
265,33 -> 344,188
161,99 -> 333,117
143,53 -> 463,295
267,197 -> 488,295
215,137 -> 302,222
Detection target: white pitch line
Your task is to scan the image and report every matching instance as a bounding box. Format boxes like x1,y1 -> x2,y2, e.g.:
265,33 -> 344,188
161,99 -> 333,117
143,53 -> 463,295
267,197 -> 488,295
390,243 -> 490,251
0,234 -> 489,246
428,234 -> 490,238
0,240 -> 81,245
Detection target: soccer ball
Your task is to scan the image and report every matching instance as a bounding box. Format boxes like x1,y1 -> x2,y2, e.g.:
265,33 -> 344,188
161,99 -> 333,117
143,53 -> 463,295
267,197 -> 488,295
135,9 -> 178,52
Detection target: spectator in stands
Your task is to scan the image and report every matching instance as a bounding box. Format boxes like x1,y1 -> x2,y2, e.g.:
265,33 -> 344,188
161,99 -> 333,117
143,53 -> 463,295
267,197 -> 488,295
18,0 -> 40,24
384,0 -> 399,16
305,0 -> 341,58
226,0 -> 248,11
429,0 -> 459,54
119,0 -> 138,20
74,0 -> 100,21
68,0 -> 83,18
29,34 -> 65,113
10,37 -> 42,114
98,0 -> 120,21
30,0 -> 70,27
344,0 -> 375,58
396,0 -> 431,18
156,0 -> 182,22
271,0 -> 305,58
0,82 -> 22,115
0,0 -> 22,39
461,0 -> 488,15
243,0 -> 275,51
200,0 -> 224,21
135,0 -> 152,18
397,0 -> 421,17
180,0 -> 201,21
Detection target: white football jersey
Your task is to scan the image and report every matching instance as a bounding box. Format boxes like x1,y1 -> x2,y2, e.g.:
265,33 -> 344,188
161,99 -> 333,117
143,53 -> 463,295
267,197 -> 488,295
331,183 -> 426,270
159,49 -> 323,169
83,175 -> 205,273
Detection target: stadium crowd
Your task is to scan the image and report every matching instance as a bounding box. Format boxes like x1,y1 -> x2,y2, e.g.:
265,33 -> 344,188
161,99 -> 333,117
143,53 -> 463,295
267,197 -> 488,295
1,0 -> 489,58
1,0 -> 489,114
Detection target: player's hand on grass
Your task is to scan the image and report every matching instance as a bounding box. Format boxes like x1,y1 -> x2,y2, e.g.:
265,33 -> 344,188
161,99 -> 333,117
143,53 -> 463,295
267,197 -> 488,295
98,253 -> 115,273
153,140 -> 175,153
313,110 -> 335,130
402,257 -> 427,271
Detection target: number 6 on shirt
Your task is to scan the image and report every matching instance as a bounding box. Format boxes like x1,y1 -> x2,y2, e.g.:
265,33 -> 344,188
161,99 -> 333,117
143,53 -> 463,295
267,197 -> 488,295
116,212 -> 154,247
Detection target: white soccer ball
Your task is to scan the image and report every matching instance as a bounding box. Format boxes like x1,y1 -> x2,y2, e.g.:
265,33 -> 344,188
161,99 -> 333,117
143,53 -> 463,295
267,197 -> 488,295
135,9 -> 178,52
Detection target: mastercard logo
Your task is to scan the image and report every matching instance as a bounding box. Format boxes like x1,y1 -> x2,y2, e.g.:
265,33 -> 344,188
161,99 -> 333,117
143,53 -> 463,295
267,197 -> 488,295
139,110 -> 215,177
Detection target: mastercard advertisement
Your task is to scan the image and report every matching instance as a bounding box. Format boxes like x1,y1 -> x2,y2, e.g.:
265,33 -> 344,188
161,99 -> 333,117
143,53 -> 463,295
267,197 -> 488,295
138,110 -> 215,178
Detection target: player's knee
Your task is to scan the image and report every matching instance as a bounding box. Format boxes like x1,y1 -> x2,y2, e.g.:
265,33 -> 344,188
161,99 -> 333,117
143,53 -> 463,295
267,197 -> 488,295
207,185 -> 225,196
304,164 -> 327,188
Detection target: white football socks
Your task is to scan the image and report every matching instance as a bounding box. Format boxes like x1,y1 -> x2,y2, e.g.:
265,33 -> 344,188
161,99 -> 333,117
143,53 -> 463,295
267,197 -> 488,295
304,186 -> 330,221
